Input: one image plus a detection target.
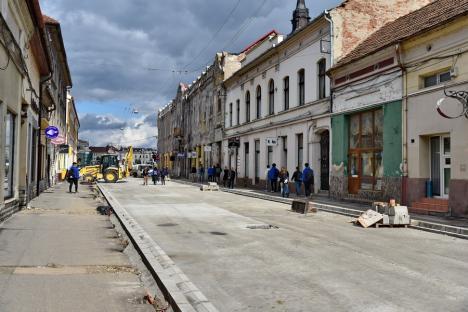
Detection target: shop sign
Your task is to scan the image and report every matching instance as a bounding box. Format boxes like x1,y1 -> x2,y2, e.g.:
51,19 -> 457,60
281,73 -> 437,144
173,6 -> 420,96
58,144 -> 69,154
266,137 -> 278,146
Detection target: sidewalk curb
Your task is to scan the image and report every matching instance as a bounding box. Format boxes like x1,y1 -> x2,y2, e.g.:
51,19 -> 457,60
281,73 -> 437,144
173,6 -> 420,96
98,183 -> 219,312
173,179 -> 468,240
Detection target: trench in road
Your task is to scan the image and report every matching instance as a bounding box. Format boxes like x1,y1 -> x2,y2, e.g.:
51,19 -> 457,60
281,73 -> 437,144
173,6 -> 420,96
103,179 -> 468,312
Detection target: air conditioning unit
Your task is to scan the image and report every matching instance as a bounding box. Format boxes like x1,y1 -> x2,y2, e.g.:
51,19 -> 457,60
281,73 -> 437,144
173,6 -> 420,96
450,67 -> 458,78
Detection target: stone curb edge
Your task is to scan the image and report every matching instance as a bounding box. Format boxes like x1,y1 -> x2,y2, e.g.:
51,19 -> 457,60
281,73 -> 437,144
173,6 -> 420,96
174,180 -> 468,240
97,183 -> 219,312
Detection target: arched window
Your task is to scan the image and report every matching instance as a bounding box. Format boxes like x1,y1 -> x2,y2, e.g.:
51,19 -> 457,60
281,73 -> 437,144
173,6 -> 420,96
245,91 -> 251,123
298,69 -> 305,106
256,85 -> 262,119
318,59 -> 326,99
268,79 -> 275,115
283,76 -> 289,110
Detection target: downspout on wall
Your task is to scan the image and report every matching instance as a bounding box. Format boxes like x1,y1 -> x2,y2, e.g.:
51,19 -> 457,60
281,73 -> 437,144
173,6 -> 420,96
396,42 -> 408,205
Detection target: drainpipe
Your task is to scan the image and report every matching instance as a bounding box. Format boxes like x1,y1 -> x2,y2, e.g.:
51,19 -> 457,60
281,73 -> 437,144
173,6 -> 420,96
324,10 -> 334,67
396,43 -> 408,204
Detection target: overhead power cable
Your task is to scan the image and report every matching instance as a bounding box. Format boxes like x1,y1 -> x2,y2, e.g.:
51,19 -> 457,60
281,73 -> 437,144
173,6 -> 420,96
184,0 -> 242,71
222,0 -> 268,52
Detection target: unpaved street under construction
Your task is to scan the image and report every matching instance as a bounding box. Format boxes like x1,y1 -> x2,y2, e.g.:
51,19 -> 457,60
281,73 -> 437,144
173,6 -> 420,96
102,179 -> 468,312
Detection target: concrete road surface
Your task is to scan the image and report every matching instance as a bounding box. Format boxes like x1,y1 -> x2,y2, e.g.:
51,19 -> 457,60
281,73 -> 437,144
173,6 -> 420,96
103,179 -> 468,312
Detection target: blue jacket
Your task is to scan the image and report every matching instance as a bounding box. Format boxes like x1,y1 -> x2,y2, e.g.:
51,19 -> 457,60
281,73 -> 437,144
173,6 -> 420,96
208,167 -> 215,176
68,166 -> 80,179
302,167 -> 314,183
268,167 -> 279,180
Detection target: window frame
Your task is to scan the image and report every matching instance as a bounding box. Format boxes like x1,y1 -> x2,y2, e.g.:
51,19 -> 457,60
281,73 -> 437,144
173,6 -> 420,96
268,79 -> 275,115
348,108 -> 384,192
318,59 -> 326,99
4,111 -> 16,199
283,76 -> 290,111
256,85 -> 262,119
245,91 -> 251,123
423,70 -> 451,88
229,102 -> 233,127
236,99 -> 240,125
298,69 -> 305,106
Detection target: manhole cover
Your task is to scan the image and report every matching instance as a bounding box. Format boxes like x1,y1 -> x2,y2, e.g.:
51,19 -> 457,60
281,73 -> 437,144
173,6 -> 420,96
246,224 -> 279,230
158,223 -> 178,227
210,231 -> 227,236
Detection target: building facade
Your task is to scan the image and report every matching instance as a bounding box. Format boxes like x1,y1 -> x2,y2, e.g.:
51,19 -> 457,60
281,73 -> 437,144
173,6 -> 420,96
42,15 -> 72,184
222,22 -> 331,193
1,0 -> 51,220
328,0 -> 468,216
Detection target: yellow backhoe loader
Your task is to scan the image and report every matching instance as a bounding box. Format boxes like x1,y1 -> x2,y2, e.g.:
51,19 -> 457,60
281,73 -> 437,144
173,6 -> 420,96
80,147 -> 133,183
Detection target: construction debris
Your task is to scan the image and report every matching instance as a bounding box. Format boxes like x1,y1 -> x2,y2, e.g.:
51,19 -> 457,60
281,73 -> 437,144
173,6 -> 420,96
357,209 -> 384,228
200,182 -> 220,191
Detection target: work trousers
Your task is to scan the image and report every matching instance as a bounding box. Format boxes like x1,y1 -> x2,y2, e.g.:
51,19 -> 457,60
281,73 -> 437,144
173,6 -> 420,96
69,178 -> 78,192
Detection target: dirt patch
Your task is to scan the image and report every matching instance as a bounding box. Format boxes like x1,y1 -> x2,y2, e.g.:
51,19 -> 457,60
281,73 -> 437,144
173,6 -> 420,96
158,223 -> 178,227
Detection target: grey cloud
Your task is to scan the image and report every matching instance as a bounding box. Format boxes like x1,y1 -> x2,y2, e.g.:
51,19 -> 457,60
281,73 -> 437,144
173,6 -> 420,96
80,114 -> 127,131
41,0 -> 341,146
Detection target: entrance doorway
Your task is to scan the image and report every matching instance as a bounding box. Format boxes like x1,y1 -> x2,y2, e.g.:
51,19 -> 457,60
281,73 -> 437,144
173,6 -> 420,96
320,130 -> 330,191
430,135 -> 450,198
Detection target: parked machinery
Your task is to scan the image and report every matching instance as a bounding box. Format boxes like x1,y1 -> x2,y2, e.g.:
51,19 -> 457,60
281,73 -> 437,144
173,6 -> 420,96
81,147 -> 133,183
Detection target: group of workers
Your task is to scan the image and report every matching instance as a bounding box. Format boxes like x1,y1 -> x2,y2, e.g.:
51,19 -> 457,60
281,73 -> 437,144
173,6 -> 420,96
142,167 -> 169,186
266,163 -> 314,198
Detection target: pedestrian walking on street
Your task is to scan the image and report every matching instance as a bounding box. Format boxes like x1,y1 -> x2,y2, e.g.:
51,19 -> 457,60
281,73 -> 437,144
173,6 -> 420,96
229,168 -> 236,189
151,167 -> 159,185
191,166 -> 197,182
142,167 -> 149,186
208,166 -> 215,182
268,163 -> 279,192
223,166 -> 229,187
66,162 -> 80,193
198,165 -> 205,183
280,167 -> 290,198
161,167 -> 168,185
291,166 -> 302,196
302,163 -> 314,197
215,164 -> 222,183
264,165 -> 271,192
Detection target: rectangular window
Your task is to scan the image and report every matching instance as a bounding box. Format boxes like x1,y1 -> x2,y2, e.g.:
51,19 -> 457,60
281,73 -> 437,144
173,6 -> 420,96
229,102 -> 233,127
256,87 -> 261,119
318,59 -> 326,99
267,146 -> 273,166
269,80 -> 275,115
282,136 -> 288,169
244,142 -> 249,178
423,70 -> 451,88
255,140 -> 260,183
297,133 -> 303,169
245,92 -> 251,123
217,98 -> 222,114
283,77 -> 289,110
236,99 -> 240,125
4,111 -> 16,199
298,70 -> 305,106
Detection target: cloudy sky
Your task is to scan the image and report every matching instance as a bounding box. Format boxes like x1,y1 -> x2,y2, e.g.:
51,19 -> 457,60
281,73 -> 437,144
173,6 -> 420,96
40,0 -> 341,147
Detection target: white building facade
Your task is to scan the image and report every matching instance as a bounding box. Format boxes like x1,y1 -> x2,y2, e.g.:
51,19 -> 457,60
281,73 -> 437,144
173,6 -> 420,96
223,16 -> 332,193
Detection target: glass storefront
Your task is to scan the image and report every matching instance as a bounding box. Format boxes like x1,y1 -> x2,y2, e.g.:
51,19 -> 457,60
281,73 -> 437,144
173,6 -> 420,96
4,111 -> 16,199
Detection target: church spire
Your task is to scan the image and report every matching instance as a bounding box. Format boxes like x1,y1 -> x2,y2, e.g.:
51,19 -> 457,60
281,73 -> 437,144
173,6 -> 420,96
291,0 -> 310,33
